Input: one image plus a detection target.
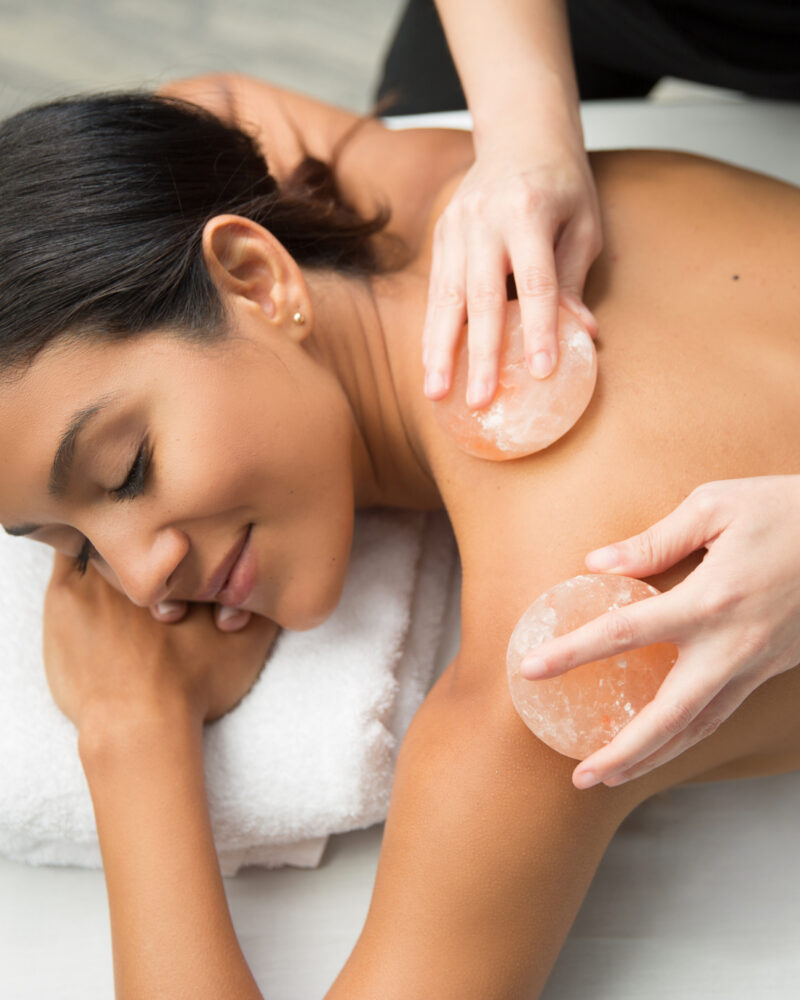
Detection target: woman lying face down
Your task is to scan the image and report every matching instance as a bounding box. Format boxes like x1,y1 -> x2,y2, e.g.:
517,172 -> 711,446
2,82 -> 800,999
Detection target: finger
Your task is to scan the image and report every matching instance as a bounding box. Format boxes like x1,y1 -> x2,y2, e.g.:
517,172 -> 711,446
216,604 -> 252,632
559,289 -> 599,340
601,673 -> 759,786
464,232 -> 508,409
553,212 -> 602,301
422,215 -> 467,400
570,656 -> 725,788
150,599 -> 188,623
584,486 -> 727,577
520,587 -> 690,679
507,226 -> 560,379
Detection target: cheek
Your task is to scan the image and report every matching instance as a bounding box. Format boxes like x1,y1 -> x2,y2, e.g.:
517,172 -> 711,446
92,560 -> 127,596
266,486 -> 354,631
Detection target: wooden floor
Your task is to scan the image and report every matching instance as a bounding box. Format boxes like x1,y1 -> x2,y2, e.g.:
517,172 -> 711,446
0,0 -> 405,118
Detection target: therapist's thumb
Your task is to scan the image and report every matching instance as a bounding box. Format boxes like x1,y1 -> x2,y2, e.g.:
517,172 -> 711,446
585,488 -> 723,577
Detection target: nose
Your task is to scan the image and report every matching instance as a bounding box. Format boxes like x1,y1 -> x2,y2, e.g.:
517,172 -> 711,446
101,525 -> 190,608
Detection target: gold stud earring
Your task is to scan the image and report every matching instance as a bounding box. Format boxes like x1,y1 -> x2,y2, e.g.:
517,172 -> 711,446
292,311 -> 305,326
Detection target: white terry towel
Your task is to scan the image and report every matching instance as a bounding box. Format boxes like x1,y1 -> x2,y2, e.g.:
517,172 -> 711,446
0,509 -> 456,875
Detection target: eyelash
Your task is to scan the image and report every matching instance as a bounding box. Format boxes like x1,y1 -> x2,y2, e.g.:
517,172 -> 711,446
73,440 -> 151,576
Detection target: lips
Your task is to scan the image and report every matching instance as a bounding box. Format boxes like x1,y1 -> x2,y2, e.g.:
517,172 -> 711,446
196,524 -> 252,603
215,524 -> 256,606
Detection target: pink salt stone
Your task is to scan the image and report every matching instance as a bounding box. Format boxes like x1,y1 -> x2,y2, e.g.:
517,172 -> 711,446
506,574 -> 678,760
433,301 -> 597,460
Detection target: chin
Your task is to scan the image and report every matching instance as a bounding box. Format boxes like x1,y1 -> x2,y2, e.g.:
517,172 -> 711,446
276,582 -> 345,632
280,605 -> 336,632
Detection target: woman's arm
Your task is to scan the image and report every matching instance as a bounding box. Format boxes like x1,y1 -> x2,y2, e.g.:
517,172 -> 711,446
324,654 -> 639,1000
80,704 -> 262,999
42,553 -> 277,999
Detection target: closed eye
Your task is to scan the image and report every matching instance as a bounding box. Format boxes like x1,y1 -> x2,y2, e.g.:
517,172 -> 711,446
110,439 -> 151,502
73,439 -> 152,575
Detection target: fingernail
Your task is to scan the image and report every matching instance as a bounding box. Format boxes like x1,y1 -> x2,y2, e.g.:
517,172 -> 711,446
521,656 -> 547,678
574,771 -> 599,790
218,605 -> 243,623
425,372 -> 446,397
586,546 -> 620,571
531,351 -> 553,378
156,600 -> 182,615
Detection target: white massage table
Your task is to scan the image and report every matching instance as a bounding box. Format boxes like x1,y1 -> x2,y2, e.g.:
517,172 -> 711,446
1,95 -> 799,999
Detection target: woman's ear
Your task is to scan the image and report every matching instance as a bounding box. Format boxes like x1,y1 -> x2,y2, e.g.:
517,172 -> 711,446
201,214 -> 313,340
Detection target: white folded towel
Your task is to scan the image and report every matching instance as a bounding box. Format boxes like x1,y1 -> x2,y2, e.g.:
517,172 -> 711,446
0,509 -> 456,874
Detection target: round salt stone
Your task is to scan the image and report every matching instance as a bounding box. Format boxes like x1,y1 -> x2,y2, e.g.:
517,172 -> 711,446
506,574 -> 678,760
433,302 -> 597,460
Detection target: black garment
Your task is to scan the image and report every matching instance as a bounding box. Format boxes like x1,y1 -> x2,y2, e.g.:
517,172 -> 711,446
375,0 -> 800,114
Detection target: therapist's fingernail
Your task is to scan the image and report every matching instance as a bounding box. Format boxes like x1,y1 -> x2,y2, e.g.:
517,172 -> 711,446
156,600 -> 182,616
574,771 -> 599,790
531,351 -> 553,378
521,656 -> 547,678
586,546 -> 620,571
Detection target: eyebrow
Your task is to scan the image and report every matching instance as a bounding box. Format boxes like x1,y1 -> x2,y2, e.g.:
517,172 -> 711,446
3,395 -> 115,537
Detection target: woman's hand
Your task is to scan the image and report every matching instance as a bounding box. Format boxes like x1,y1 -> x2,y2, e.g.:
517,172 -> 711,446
520,476 -> 800,790
150,597 -> 252,632
422,135 -> 601,411
43,552 -> 279,731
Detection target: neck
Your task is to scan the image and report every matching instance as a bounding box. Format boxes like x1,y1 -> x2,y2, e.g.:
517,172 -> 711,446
303,268 -> 441,512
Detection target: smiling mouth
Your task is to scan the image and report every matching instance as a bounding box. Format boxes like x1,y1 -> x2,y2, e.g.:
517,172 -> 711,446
195,523 -> 252,603
214,524 -> 257,607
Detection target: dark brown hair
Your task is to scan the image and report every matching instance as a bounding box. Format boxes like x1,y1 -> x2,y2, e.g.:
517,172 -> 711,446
0,92 -> 393,376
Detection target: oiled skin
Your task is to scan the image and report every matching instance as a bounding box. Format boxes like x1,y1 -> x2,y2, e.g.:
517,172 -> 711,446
165,77 -> 800,998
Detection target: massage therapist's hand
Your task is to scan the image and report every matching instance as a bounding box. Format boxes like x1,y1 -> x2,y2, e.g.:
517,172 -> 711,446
520,476 -> 800,790
43,552 -> 279,730
422,133 -> 601,411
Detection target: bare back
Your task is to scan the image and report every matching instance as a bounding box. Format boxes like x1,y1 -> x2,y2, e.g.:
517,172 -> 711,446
408,149 -> 800,783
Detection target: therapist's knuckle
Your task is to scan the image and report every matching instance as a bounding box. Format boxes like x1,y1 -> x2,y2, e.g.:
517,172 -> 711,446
430,280 -> 465,310
631,530 -> 661,568
516,264 -> 557,301
735,623 -> 769,663
505,179 -> 541,215
694,712 -> 726,743
701,581 -> 744,619
661,699 -> 696,738
603,611 -> 636,648
462,189 -> 490,218
584,222 -> 604,257
468,283 -> 503,314
573,211 -> 599,244
689,481 -> 723,519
